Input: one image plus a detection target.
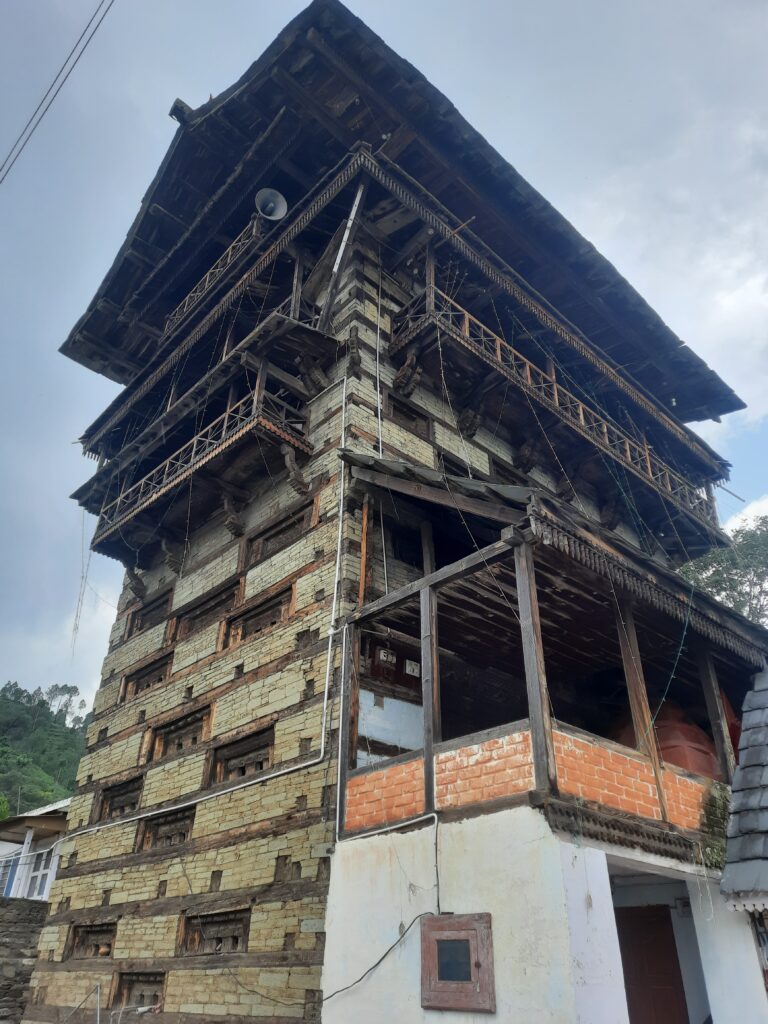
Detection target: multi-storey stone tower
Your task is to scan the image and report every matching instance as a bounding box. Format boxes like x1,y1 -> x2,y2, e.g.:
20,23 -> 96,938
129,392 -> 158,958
24,2 -> 768,1022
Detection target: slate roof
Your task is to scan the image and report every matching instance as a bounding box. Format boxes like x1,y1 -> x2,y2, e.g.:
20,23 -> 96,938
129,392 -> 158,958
722,664 -> 768,909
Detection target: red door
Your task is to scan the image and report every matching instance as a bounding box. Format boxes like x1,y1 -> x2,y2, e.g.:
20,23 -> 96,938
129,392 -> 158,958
615,905 -> 689,1023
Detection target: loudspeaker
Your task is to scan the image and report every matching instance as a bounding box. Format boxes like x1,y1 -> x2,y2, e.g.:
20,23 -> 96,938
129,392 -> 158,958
254,188 -> 288,221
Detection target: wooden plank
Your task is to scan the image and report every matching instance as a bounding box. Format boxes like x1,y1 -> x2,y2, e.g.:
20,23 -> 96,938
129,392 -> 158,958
350,466 -> 526,525
514,543 -> 557,793
695,643 -> 736,783
353,531 -> 519,623
615,600 -> 669,820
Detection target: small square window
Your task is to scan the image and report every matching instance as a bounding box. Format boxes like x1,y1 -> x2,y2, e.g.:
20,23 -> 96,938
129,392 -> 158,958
421,913 -> 495,1013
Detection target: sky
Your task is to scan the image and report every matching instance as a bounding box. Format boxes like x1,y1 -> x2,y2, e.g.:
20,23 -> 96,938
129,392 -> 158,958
0,0 -> 766,711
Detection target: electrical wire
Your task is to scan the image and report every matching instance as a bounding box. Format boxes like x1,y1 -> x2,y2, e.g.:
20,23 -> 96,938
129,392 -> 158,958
323,912 -> 434,1003
0,0 -> 117,186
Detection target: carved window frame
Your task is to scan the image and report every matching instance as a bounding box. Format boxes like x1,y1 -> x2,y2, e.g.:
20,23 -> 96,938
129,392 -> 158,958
120,654 -> 173,704
125,591 -> 172,640
208,728 -> 274,786
177,907 -> 251,956
173,583 -> 240,642
223,589 -> 292,649
97,776 -> 143,822
244,502 -> 314,570
387,391 -> 432,441
143,707 -> 211,764
65,922 -> 117,960
135,807 -> 196,852
421,913 -> 495,1013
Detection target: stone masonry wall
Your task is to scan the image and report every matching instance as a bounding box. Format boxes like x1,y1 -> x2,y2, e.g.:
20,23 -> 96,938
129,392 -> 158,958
0,898 -> 48,1024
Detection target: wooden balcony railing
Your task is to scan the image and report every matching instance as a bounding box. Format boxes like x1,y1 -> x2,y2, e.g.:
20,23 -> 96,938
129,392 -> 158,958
93,388 -> 311,545
393,288 -> 719,531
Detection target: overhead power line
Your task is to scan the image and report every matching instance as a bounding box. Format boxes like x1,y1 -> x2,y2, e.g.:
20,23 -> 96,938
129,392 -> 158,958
0,0 -> 117,186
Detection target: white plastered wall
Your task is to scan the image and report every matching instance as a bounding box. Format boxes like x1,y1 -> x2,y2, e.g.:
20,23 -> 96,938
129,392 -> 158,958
322,806 -> 629,1023
689,878 -> 768,1024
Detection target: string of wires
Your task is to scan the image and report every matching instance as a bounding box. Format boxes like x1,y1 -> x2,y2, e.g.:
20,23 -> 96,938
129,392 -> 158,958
0,0 -> 117,186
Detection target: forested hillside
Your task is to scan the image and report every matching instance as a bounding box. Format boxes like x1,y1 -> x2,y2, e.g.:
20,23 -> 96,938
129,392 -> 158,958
0,683 -> 89,817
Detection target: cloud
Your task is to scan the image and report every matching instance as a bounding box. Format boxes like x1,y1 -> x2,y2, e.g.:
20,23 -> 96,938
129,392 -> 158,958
568,109 -> 768,449
0,577 -> 119,713
724,494 -> 768,534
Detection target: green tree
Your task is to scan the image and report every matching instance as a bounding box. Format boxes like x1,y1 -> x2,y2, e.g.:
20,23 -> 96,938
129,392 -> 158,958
0,683 -> 88,813
0,791 -> 9,820
681,515 -> 768,627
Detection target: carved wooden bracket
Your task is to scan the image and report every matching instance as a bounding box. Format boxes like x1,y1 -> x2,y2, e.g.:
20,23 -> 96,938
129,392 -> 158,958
347,325 -> 362,379
281,444 -> 310,495
222,492 -> 245,538
297,355 -> 330,397
393,351 -> 422,397
161,537 -> 184,575
457,406 -> 481,439
125,567 -> 146,601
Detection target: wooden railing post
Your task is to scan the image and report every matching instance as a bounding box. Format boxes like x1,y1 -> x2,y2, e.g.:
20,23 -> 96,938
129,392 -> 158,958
514,542 -> 557,793
695,643 -> 736,783
615,599 -> 669,819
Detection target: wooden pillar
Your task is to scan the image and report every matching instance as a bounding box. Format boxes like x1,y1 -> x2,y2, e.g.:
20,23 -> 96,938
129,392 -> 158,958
337,624 -> 359,832
357,495 -> 371,607
696,643 -> 736,783
420,521 -> 441,739
251,358 -> 267,416
614,600 -> 669,819
514,542 -> 557,793
421,585 -> 440,811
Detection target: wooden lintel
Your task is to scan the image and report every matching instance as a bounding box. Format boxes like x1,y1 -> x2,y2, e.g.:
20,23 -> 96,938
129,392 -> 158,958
615,599 -> 669,820
695,642 -> 736,783
349,466 -> 525,526
514,543 -> 557,793
353,531 -> 519,623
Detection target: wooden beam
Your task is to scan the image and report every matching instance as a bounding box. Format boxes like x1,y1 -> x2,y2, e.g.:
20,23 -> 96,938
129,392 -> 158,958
514,543 -> 557,793
350,466 -> 526,525
615,599 -> 669,820
695,643 -> 736,783
353,530 -> 520,623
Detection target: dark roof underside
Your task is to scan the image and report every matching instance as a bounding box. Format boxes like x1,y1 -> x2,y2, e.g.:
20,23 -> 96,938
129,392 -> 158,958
60,0 -> 744,425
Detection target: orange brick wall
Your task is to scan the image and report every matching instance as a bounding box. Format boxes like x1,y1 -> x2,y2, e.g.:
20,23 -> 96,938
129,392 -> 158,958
435,731 -> 534,809
662,766 -> 709,830
345,757 -> 425,831
553,729 -> 662,820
